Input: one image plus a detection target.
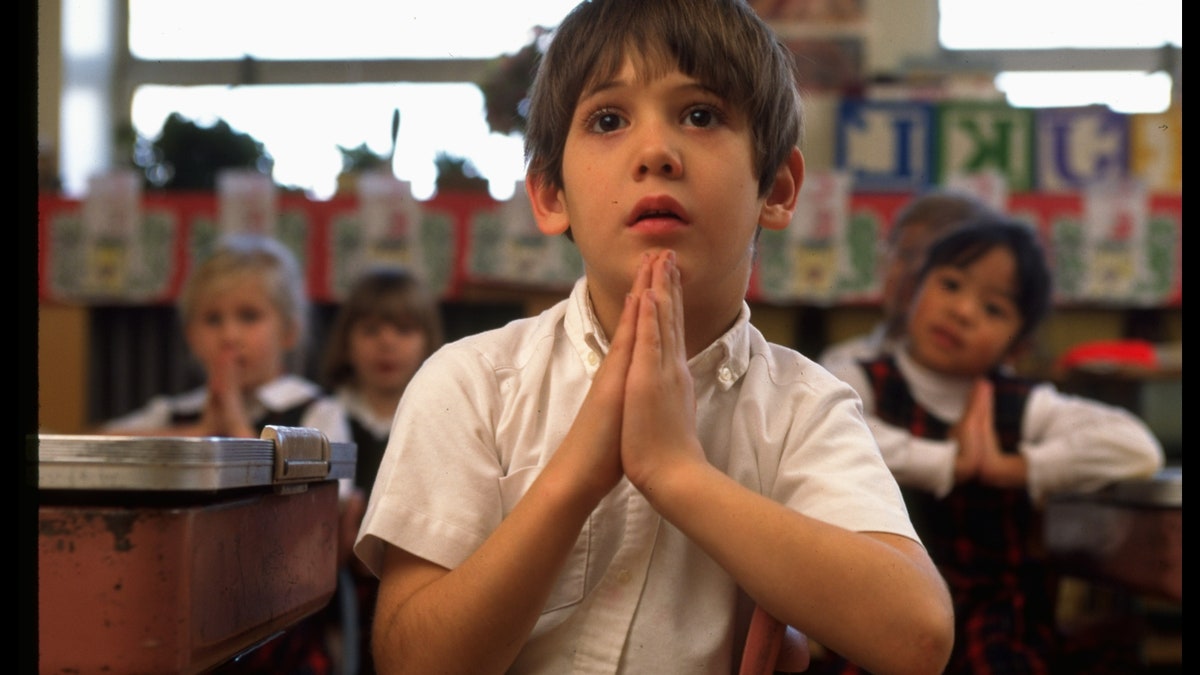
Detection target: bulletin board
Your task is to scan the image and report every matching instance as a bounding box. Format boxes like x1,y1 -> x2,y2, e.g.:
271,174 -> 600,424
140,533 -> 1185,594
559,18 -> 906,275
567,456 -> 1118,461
37,189 -> 1180,309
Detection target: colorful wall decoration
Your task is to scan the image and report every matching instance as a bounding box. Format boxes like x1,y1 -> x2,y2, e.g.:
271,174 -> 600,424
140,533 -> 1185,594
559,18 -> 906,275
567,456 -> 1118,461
38,95 -> 1180,309
38,187 -> 1181,309
837,100 -> 1180,194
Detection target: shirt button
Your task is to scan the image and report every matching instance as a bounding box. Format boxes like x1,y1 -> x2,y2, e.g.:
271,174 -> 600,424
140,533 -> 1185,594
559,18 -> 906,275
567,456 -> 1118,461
616,568 -> 632,584
587,351 -> 600,366
718,366 -> 734,383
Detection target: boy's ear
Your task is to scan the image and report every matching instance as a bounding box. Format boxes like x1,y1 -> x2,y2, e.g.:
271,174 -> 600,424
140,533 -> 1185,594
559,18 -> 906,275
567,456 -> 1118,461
525,173 -> 571,235
759,148 -> 805,231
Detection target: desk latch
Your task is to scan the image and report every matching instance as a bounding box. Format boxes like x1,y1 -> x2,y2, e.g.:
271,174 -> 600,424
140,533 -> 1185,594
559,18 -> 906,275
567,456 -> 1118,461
262,425 -> 331,493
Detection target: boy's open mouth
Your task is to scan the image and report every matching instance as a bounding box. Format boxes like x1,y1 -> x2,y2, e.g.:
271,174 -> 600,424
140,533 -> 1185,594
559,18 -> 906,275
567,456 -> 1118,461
636,209 -> 681,222
628,196 -> 690,227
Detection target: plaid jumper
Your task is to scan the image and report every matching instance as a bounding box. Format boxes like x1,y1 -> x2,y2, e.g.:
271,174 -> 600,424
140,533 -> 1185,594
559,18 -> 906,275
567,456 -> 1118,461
812,355 -> 1058,675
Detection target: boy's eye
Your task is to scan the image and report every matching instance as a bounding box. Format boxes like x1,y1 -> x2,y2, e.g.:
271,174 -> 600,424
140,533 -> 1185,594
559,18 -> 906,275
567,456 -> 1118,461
683,105 -> 722,128
587,109 -> 626,133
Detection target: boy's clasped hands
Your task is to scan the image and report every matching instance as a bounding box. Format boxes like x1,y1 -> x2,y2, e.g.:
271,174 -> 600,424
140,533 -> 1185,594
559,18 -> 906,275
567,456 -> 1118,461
557,249 -> 704,507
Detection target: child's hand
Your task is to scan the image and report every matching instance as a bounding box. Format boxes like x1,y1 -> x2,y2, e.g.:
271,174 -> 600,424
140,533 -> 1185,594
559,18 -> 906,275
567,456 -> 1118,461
200,348 -> 256,437
620,250 -> 704,493
950,379 -> 994,483
971,383 -> 1029,489
542,253 -> 650,506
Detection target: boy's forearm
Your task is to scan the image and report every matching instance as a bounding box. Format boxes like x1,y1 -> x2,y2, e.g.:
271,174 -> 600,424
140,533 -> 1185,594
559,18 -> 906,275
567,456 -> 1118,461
643,459 -> 954,675
372,459 -> 600,674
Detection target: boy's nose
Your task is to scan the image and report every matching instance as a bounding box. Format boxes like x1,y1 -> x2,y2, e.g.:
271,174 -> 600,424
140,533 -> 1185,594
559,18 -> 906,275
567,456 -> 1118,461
632,124 -> 683,179
638,161 -> 678,176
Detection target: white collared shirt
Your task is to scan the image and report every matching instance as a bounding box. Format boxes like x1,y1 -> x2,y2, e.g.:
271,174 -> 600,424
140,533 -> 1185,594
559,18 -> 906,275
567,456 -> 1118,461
356,277 -> 915,674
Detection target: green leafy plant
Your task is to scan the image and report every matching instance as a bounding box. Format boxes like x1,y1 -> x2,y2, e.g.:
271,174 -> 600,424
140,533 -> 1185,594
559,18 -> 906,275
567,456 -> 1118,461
434,152 -> 489,194
477,27 -> 550,136
337,142 -> 390,174
132,112 -> 274,191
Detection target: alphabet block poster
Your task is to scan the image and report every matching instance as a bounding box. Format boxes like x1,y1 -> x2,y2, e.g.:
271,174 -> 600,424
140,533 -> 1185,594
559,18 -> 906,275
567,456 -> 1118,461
1129,103 -> 1182,193
936,101 -> 1034,191
836,99 -> 935,192
1035,106 -> 1129,192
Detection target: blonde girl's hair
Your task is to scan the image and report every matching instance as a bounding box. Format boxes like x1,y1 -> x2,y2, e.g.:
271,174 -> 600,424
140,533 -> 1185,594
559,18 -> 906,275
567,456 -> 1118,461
177,233 -> 310,370
320,266 -> 444,390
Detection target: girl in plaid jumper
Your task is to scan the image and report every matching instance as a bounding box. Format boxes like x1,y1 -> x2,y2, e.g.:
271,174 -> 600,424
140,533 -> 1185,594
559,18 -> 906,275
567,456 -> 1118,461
821,217 -> 1163,674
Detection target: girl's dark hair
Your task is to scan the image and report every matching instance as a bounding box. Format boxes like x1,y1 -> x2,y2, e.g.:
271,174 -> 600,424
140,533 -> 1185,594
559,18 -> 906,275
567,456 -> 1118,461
524,0 -> 803,197
320,267 -> 444,390
916,216 -> 1053,346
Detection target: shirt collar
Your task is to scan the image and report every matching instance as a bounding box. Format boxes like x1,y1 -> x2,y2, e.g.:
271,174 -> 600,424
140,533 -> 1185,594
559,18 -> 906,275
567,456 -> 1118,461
256,374 -> 322,412
895,344 -> 973,420
337,386 -> 395,438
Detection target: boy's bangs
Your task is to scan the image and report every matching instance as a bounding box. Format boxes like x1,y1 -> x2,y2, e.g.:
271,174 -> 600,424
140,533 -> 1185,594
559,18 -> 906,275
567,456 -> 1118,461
577,11 -> 758,106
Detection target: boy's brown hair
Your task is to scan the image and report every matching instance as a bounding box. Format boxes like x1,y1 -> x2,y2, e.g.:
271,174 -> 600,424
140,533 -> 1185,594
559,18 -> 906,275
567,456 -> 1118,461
524,0 -> 803,197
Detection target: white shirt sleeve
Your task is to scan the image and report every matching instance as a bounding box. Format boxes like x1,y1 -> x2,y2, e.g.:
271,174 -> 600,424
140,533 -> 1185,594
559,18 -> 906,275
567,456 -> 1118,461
354,345 -> 508,578
1020,383 -> 1164,504
825,358 -> 958,498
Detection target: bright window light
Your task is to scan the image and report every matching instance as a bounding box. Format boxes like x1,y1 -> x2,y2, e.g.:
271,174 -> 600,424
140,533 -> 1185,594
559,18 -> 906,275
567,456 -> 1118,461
940,0 -> 1179,114
64,1 -> 1180,199
104,1 -> 584,200
939,0 -> 1181,50
995,71 -> 1174,114
63,0 -> 112,58
129,0 -> 580,60
132,83 -> 528,201
61,90 -> 107,196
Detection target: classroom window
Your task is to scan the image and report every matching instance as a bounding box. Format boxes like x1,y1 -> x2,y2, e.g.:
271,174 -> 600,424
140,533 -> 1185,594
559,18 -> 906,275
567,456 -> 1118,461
59,0 -> 1181,199
938,0 -> 1181,114
61,0 -> 579,199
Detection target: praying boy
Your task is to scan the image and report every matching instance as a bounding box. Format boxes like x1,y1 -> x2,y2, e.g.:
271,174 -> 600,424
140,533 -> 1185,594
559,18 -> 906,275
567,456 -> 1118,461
355,1 -> 953,672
